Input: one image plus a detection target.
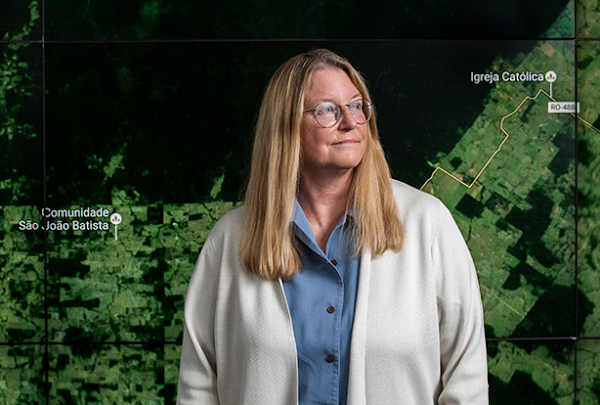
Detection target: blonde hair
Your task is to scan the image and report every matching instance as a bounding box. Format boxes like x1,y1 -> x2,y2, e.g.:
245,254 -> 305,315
240,49 -> 404,280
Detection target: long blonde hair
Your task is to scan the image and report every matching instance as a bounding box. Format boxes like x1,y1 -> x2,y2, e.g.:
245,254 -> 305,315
240,49 -> 404,280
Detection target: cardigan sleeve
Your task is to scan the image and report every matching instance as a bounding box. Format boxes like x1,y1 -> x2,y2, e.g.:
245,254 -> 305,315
432,202 -> 489,405
176,237 -> 220,405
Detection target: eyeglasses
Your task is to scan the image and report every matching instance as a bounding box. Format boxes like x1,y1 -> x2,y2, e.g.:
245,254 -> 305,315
304,99 -> 373,128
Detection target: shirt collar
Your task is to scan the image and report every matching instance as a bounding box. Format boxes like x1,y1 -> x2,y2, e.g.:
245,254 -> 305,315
291,199 -> 354,256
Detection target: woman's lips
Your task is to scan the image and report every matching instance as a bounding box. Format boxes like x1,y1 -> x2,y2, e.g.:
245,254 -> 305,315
333,139 -> 359,145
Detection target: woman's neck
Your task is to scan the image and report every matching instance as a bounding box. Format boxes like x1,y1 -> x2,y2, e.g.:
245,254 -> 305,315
297,169 -> 353,252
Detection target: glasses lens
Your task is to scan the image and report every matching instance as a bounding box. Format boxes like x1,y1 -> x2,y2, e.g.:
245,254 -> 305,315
314,102 -> 339,128
350,99 -> 371,124
312,100 -> 373,127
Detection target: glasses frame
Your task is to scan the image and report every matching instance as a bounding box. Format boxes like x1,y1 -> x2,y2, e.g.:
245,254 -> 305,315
303,98 -> 373,128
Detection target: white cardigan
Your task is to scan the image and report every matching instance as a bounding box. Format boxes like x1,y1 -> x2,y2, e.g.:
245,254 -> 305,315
177,180 -> 489,404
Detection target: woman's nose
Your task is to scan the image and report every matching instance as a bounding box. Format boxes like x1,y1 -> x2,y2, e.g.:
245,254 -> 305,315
338,105 -> 358,130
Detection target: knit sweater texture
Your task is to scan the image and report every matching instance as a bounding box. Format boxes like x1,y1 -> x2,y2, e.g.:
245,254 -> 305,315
177,179 -> 489,404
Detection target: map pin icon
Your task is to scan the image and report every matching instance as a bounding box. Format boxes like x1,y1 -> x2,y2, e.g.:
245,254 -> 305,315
110,213 -> 122,240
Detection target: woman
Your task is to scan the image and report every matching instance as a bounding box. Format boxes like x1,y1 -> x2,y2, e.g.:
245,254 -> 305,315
177,49 -> 488,404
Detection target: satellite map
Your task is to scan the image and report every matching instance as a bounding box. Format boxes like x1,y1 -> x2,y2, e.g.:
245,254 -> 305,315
1,0 -> 599,403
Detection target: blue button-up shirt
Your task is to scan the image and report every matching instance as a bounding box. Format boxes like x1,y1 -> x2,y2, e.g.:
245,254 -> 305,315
283,200 -> 360,405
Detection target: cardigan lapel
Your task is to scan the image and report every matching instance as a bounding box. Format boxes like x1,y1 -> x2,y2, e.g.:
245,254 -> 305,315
347,250 -> 372,405
277,277 -> 300,405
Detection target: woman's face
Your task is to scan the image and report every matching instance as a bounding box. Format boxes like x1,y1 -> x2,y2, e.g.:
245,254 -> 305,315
300,68 -> 368,178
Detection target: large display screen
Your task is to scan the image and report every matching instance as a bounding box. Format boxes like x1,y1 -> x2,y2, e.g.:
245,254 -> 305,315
1,0 -> 599,403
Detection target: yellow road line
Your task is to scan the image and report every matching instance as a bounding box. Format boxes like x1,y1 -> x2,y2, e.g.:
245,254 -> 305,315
420,89 -> 599,191
579,115 -> 600,135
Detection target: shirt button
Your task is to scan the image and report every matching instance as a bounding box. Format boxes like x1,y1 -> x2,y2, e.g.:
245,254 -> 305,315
326,355 -> 334,363
327,306 -> 335,314
331,259 -> 337,266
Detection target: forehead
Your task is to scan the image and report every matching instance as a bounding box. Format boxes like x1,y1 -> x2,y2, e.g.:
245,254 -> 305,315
305,68 -> 361,103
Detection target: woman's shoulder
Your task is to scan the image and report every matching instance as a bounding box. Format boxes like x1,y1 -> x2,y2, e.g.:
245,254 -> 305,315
388,178 -> 459,238
389,179 -> 446,213
392,180 -> 456,231
211,203 -> 245,230
191,205 -> 246,278
205,204 -> 246,243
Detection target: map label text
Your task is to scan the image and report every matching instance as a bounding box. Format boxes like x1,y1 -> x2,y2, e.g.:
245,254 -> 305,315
548,102 -> 580,113
471,71 -> 545,84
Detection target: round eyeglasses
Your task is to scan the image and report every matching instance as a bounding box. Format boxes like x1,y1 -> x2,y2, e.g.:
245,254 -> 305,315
304,99 -> 373,128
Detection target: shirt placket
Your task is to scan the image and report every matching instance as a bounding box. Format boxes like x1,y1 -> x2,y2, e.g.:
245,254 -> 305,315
286,202 -> 354,405
326,226 -> 345,405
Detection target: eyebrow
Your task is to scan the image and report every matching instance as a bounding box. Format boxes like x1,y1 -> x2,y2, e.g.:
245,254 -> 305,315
314,92 -> 363,105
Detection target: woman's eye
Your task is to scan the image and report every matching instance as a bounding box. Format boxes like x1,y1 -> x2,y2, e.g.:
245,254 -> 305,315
318,104 -> 337,115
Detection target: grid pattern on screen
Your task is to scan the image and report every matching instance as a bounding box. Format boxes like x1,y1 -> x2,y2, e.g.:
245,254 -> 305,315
1,0 -> 599,404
